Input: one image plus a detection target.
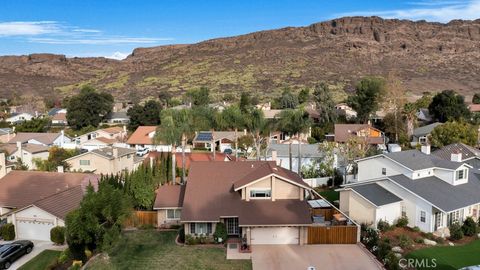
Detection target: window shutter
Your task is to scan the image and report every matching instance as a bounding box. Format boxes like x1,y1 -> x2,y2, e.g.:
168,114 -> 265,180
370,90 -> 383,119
207,223 -> 212,234
190,223 -> 195,234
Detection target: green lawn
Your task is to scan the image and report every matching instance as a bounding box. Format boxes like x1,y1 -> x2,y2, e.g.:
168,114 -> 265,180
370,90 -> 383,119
318,189 -> 339,203
406,240 -> 480,270
18,250 -> 61,270
87,230 -> 252,270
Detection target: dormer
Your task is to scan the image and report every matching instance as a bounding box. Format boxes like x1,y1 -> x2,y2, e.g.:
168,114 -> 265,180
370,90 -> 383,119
233,163 -> 311,202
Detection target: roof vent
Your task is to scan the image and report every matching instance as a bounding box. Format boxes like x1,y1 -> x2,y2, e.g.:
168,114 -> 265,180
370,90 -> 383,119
273,167 -> 278,171
251,164 -> 254,168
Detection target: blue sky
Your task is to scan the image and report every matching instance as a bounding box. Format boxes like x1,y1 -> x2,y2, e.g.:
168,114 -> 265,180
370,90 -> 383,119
1,0 -> 479,59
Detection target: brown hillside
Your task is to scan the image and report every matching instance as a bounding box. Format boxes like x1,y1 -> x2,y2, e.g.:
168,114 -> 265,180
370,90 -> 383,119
1,16 -> 480,100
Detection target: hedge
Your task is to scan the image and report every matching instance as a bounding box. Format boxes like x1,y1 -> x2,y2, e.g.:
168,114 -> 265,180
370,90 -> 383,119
50,226 -> 66,244
1,223 -> 15,241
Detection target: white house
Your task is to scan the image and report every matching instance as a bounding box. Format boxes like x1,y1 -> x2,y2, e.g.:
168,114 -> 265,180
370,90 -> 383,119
8,131 -> 71,147
337,146 -> 480,235
70,126 -> 127,150
0,170 -> 99,241
127,126 -> 174,152
5,113 -> 34,124
0,142 -> 49,170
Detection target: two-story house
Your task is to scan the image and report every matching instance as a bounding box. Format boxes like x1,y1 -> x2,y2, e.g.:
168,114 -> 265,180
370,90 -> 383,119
433,143 -> 480,169
71,126 -> 127,150
127,126 -> 172,152
154,161 -> 360,246
65,146 -> 141,174
337,146 -> 480,235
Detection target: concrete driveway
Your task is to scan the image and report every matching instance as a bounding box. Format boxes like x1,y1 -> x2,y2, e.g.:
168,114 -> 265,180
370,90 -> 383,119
251,244 -> 383,270
0,240 -> 66,270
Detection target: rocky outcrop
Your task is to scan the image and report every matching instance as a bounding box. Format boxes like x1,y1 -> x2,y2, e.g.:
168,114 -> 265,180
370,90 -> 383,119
0,16 -> 480,100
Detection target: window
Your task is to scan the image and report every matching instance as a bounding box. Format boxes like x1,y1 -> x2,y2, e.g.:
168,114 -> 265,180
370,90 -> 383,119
250,189 -> 271,198
401,205 -> 407,218
382,168 -> 386,175
190,223 -> 212,235
455,169 -> 467,181
166,209 -> 181,220
79,160 -> 90,166
447,209 -> 463,226
420,211 -> 426,223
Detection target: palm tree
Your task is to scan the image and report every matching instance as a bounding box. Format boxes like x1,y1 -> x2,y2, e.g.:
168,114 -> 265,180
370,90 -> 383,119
155,109 -> 191,184
246,108 -> 269,160
277,109 -> 312,173
403,103 -> 417,138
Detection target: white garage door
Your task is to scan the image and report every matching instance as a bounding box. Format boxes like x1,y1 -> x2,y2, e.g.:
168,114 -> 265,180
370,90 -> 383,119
16,219 -> 54,241
251,227 -> 299,245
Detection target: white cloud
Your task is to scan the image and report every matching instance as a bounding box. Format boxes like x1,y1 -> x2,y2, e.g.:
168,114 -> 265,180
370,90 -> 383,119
105,52 -> 129,60
0,20 -> 172,46
336,0 -> 480,23
0,21 -> 60,36
28,37 -> 173,45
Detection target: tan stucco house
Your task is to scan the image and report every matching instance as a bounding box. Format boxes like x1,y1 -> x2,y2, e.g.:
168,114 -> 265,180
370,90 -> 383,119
154,161 -> 359,245
65,146 -> 141,174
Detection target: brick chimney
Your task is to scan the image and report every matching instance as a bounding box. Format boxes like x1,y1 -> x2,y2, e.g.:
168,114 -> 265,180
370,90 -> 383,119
271,150 -> 278,162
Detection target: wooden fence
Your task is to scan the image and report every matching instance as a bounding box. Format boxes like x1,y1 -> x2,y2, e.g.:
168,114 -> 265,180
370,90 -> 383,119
307,226 -> 358,244
124,211 -> 157,228
311,208 -> 339,221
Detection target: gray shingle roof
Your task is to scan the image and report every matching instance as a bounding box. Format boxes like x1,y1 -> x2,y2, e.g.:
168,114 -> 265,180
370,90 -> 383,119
389,173 -> 480,212
384,150 -> 462,170
266,143 -> 323,158
413,122 -> 442,137
351,183 -> 402,206
92,147 -> 136,159
433,143 -> 480,161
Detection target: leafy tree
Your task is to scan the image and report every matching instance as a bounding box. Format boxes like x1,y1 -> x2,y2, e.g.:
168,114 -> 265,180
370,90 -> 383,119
34,146 -> 80,171
239,92 -> 253,113
312,82 -> 337,126
185,87 -> 210,107
414,92 -> 433,109
237,135 -> 254,153
347,77 -> 386,123
317,141 -> 336,186
127,100 -> 161,131
430,121 -> 477,147
473,94 -> 480,104
298,88 -> 310,104
337,137 -> 371,182
15,117 -> 50,132
215,105 -> 245,131
428,90 -> 469,122
65,182 -> 131,261
66,86 -> 114,130
277,88 -> 299,109
15,158 -> 29,170
381,112 -> 407,144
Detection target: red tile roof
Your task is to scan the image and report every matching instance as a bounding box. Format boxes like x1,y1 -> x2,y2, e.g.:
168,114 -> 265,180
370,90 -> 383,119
126,126 -> 157,145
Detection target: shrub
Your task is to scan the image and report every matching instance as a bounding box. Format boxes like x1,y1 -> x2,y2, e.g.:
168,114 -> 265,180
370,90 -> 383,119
396,216 -> 409,227
326,170 -> 344,187
185,235 -> 196,245
1,223 -> 15,241
58,248 -> 72,264
462,217 -> 478,236
436,237 -> 445,244
377,220 -> 391,232
170,224 -> 181,230
376,238 -> 392,259
384,252 -> 401,270
423,232 -> 435,240
213,222 -> 228,243
412,226 -> 421,232
414,237 -> 424,244
449,223 -> 464,241
362,227 -> 379,251
85,249 -> 92,259
398,235 -> 413,249
197,235 -> 208,244
50,226 -> 66,244
139,224 -> 155,230
178,227 -> 185,243
307,137 -> 317,144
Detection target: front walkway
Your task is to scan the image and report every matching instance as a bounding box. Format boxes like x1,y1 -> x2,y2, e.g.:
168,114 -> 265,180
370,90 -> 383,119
226,242 -> 251,260
251,244 -> 383,270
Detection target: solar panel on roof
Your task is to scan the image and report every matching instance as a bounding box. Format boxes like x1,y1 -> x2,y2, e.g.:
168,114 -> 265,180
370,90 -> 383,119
196,132 -> 213,141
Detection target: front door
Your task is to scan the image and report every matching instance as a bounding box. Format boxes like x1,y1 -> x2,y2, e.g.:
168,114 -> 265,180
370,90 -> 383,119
434,212 -> 442,231
225,218 -> 239,236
